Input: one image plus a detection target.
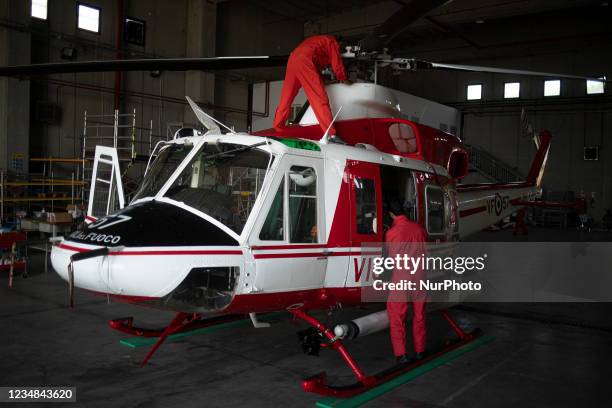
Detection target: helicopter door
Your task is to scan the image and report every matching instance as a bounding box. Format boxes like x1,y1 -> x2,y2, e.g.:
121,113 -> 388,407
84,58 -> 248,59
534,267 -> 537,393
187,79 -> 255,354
250,158 -> 327,292
87,146 -> 125,221
346,161 -> 383,287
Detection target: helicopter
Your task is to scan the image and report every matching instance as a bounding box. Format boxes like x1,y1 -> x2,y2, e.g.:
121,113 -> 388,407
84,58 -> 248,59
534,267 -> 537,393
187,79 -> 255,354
0,0 -> 606,397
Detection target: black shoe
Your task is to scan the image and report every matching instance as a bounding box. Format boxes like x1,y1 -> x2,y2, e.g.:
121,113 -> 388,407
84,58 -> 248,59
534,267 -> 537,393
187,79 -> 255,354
396,354 -> 410,364
415,352 -> 425,361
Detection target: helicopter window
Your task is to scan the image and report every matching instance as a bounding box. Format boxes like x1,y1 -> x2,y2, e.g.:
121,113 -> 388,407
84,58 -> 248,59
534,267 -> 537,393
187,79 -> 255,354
425,186 -> 445,235
380,165 -> 417,222
259,177 -> 285,241
389,123 -> 417,154
132,143 -> 194,201
164,142 -> 272,235
354,177 -> 376,235
288,166 -> 317,243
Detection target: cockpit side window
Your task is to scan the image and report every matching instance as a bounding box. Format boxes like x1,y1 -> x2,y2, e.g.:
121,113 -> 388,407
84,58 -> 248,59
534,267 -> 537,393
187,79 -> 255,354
259,177 -> 284,241
288,166 -> 318,243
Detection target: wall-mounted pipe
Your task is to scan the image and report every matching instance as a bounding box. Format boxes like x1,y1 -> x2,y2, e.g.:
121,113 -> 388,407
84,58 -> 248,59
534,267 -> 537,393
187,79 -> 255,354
114,0 -> 125,111
28,77 -> 271,119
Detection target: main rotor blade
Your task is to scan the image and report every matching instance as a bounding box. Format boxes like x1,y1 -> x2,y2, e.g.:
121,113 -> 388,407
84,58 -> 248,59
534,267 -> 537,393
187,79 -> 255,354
424,61 -> 608,82
0,56 -> 289,77
360,0 -> 451,52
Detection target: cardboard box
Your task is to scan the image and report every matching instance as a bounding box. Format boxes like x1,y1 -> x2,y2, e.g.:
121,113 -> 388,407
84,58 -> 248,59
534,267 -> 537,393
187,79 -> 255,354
46,212 -> 73,224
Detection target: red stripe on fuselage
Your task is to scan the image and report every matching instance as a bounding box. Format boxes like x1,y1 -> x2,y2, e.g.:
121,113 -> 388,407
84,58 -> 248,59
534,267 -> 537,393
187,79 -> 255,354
253,251 -> 381,259
251,244 -> 327,250
457,182 -> 534,192
224,287 -> 364,314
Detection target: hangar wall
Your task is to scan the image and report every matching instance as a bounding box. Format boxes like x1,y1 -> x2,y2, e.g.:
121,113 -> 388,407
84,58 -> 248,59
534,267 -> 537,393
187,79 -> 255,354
0,0 -> 30,173
214,0 -> 303,130
19,0 -> 191,164
0,0 -> 301,175
0,0 -> 610,220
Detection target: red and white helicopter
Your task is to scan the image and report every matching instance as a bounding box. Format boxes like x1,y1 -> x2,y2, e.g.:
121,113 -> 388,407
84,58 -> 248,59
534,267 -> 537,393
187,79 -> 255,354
1,0 -> 606,397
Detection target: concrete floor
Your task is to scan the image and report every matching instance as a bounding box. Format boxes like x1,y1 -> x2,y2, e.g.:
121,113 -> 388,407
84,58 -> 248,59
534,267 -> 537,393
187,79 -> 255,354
1,227 -> 611,407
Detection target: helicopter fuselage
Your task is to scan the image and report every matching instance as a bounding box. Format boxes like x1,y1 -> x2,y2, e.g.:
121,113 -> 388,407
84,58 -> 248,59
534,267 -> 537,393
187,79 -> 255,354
50,125 -> 547,315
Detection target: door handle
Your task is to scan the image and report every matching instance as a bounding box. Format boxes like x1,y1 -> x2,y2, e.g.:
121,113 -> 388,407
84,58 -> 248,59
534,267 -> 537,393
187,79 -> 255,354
317,249 -> 331,260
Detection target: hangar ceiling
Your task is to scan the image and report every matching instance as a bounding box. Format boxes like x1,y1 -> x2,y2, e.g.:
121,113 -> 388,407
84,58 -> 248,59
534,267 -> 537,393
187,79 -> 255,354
242,0 -> 611,62
217,0 -> 610,82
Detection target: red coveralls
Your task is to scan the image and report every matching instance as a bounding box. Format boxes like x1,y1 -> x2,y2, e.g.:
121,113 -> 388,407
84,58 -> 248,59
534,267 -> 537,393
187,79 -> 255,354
513,208 -> 528,235
385,215 -> 428,356
273,35 -> 347,135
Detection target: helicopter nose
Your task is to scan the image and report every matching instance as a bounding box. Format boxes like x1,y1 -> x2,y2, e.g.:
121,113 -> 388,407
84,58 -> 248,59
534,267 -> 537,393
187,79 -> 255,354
50,200 -> 243,302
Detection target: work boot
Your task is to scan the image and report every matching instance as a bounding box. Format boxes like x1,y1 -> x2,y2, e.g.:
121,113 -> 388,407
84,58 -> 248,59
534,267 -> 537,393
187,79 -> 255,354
415,352 -> 425,361
396,354 -> 410,365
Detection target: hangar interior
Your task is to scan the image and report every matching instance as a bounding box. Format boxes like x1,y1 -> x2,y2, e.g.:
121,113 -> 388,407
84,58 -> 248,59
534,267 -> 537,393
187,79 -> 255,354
0,1 -> 611,407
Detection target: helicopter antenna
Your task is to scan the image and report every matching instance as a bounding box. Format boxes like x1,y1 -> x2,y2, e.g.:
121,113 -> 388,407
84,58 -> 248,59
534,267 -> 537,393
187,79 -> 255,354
185,96 -> 233,134
320,105 -> 343,144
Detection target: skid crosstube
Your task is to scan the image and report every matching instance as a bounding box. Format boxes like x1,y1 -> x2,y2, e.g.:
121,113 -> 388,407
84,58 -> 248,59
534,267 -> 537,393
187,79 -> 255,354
109,313 -> 246,366
108,314 -> 244,338
291,308 -> 481,398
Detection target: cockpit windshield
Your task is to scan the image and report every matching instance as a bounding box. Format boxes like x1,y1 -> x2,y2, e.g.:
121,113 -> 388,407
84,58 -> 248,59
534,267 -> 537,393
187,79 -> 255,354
164,142 -> 272,234
132,143 -> 194,202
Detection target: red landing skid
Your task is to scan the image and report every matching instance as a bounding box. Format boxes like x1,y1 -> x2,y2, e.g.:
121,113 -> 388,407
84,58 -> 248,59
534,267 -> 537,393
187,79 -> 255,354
108,313 -> 245,367
289,308 -> 481,398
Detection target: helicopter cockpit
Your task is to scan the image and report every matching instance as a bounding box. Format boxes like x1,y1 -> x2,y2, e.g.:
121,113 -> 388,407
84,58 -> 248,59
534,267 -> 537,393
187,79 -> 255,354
132,139 -> 273,235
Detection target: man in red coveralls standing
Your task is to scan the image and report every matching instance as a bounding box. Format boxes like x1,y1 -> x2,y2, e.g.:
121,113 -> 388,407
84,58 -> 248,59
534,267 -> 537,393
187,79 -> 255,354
273,35 -> 347,143
513,207 -> 528,236
385,198 -> 428,364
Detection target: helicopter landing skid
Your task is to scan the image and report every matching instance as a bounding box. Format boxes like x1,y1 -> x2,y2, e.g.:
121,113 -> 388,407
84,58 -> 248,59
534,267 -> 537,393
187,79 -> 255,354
290,308 -> 481,398
108,314 -> 244,338
108,313 -> 245,366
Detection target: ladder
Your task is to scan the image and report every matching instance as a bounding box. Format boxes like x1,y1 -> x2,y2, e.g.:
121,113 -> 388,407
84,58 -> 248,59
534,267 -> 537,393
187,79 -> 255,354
81,110 -> 136,202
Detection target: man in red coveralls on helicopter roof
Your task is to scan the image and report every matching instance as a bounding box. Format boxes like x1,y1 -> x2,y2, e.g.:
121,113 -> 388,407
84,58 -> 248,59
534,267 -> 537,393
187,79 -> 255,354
273,35 -> 347,143
385,197 -> 428,364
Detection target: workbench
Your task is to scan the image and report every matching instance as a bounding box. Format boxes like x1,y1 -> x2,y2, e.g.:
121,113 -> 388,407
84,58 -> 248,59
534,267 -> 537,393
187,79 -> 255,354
20,218 -> 73,237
